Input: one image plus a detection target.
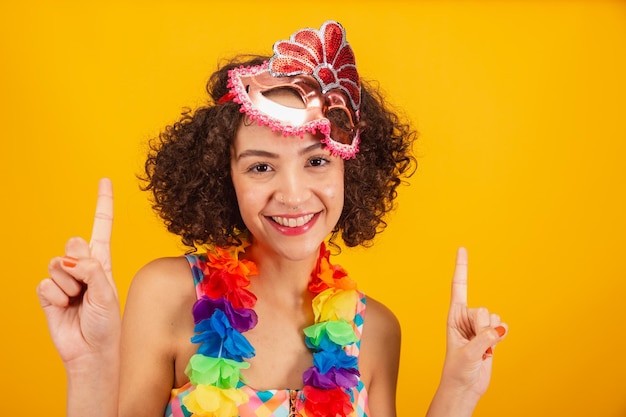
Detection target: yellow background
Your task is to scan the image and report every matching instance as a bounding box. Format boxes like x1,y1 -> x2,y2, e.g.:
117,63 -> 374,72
1,1 -> 625,416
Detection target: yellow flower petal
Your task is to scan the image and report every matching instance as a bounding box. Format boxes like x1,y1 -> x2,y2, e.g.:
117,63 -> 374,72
183,385 -> 248,417
312,289 -> 359,322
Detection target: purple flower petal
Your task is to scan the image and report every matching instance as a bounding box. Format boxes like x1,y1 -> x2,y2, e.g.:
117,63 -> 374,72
302,366 -> 359,390
192,296 -> 258,332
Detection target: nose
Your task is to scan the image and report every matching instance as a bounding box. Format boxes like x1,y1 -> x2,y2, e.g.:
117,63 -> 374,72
274,169 -> 311,210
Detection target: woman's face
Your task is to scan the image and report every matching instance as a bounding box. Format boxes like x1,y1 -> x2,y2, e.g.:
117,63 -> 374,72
230,118 -> 345,262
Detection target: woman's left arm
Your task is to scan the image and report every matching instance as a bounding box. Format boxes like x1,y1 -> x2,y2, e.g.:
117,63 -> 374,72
426,247 -> 508,417
359,297 -> 402,417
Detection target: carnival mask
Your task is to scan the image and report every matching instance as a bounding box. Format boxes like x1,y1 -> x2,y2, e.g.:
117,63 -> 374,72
223,21 -> 362,159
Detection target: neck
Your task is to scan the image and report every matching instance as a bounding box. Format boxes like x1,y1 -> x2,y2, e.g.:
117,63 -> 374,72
244,240 -> 320,298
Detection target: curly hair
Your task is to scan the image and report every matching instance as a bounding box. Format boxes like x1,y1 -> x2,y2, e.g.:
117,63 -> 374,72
141,55 -> 417,251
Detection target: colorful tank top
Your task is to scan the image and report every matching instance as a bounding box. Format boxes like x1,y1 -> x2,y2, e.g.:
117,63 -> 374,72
165,253 -> 370,417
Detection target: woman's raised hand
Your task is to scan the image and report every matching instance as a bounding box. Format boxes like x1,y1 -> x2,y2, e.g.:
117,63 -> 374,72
427,247 -> 508,417
443,247 -> 507,395
37,178 -> 121,366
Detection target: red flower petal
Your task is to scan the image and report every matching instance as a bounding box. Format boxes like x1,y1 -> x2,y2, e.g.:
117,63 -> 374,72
270,57 -> 312,75
337,66 -> 358,83
340,81 -> 361,108
332,45 -> 355,70
322,23 -> 344,65
317,67 -> 337,86
266,21 -> 361,112
228,287 -> 257,309
302,386 -> 353,417
293,29 -> 323,63
274,41 -> 317,72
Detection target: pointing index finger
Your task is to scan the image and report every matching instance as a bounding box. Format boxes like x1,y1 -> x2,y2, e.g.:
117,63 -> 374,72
90,178 -> 113,276
451,246 -> 468,306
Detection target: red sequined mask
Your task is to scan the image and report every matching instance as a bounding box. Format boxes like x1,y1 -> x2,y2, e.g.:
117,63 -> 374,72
225,21 -> 361,159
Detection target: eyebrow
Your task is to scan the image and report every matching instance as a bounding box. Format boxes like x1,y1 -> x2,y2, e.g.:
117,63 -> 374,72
235,142 -> 324,161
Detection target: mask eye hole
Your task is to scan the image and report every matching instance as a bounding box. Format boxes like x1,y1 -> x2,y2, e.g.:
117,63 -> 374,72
326,107 -> 354,132
262,87 -> 306,109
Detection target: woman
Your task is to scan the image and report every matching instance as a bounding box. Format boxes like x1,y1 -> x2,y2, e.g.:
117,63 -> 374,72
37,21 -> 507,417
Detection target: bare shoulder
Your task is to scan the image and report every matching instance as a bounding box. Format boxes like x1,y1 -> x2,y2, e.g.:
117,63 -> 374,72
129,256 -> 195,302
119,256 -> 197,417
359,296 -> 401,416
123,255 -> 197,351
131,256 -> 193,288
360,296 -> 402,364
362,296 -> 401,340
125,257 -> 196,320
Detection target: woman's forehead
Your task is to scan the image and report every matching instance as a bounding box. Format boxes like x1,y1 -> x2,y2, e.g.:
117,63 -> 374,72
233,121 -> 326,155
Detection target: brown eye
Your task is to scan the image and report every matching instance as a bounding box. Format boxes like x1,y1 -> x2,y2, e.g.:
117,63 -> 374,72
326,107 -> 353,132
308,157 -> 329,167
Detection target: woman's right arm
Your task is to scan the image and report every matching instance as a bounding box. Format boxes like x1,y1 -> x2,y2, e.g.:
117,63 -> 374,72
37,179 -> 192,417
37,179 -> 121,417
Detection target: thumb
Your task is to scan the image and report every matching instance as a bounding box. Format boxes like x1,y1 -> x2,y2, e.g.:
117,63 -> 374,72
465,325 -> 508,359
60,256 -> 119,308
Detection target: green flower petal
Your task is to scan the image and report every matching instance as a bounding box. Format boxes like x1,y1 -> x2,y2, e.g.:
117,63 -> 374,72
325,320 -> 358,345
304,320 -> 357,347
186,354 -> 250,388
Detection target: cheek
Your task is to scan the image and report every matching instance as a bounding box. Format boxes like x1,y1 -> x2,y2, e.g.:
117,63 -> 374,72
234,182 -> 272,222
234,188 -> 260,231
324,173 -> 345,208
230,173 -> 250,214
236,187 -> 257,213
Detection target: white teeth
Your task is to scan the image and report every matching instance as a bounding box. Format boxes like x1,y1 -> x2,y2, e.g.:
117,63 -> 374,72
271,213 -> 314,227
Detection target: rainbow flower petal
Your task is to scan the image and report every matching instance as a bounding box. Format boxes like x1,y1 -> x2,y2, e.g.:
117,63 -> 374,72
186,355 -> 250,388
312,288 -> 359,322
304,320 -> 357,348
182,385 -> 248,417
185,236 -> 361,416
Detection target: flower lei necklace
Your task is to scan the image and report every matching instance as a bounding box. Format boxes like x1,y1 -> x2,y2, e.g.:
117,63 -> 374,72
181,237 -> 361,417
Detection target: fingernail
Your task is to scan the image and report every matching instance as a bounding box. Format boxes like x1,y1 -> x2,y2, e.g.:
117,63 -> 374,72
495,326 -> 506,337
62,256 -> 78,268
482,347 -> 493,361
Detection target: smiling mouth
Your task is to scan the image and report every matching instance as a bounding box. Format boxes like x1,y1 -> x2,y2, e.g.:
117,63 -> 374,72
270,213 -> 315,228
